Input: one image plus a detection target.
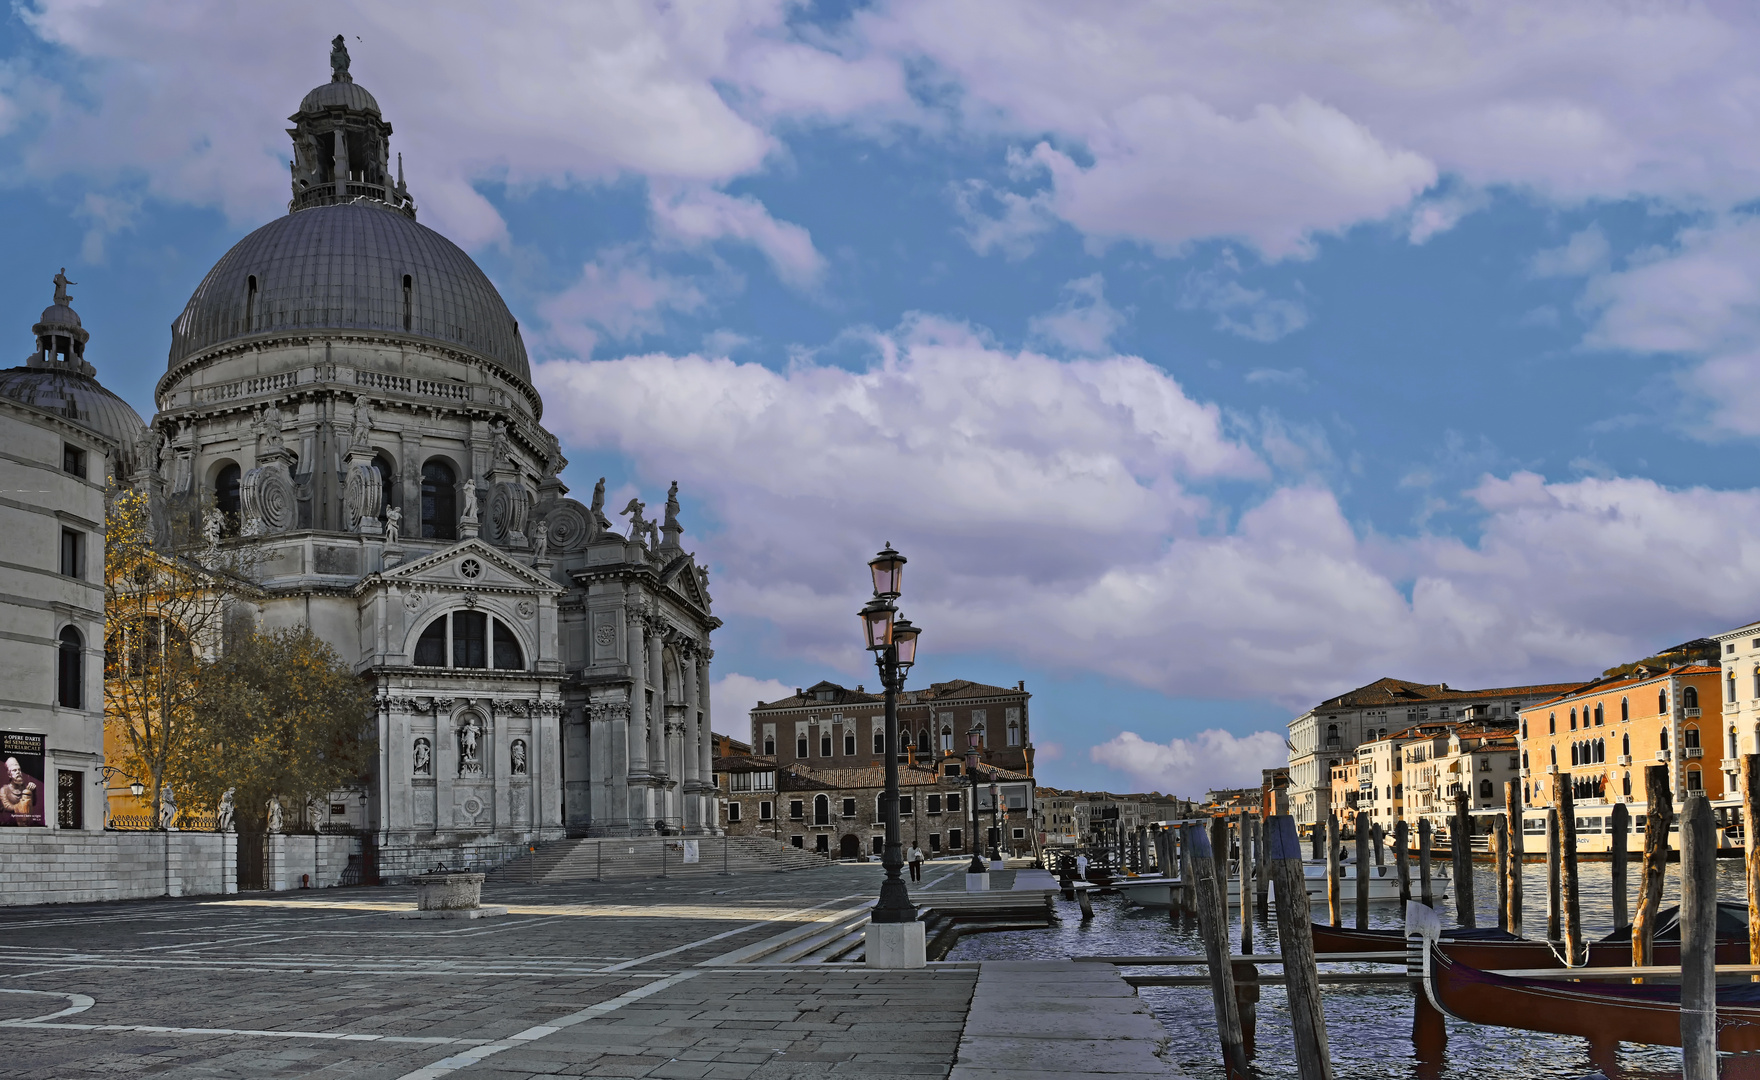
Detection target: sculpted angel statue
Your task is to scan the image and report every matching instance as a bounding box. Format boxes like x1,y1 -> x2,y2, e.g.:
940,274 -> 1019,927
620,497 -> 656,546
217,788 -> 236,832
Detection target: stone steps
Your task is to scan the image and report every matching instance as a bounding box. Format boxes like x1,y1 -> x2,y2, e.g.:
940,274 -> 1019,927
489,836 -> 832,883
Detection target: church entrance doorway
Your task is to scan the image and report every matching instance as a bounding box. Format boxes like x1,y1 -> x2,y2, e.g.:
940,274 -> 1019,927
838,834 -> 859,860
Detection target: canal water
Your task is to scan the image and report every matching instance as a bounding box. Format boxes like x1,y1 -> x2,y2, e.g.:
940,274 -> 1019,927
946,859 -> 1751,1079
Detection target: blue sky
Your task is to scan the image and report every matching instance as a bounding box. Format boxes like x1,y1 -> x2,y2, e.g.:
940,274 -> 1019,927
8,2 -> 1760,796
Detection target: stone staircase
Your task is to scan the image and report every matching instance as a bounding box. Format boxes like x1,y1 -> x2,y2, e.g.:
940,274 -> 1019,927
489,836 -> 832,884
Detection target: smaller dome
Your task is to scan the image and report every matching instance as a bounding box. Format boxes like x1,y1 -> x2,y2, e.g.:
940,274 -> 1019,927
299,79 -> 379,115
37,303 -> 81,329
0,367 -> 149,453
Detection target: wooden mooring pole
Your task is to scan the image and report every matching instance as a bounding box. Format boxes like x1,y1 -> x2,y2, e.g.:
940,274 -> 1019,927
1254,812 -> 1271,912
1186,823 -> 1249,1079
1492,815 -> 1508,933
1238,815 -> 1253,955
1633,764 -> 1674,969
1268,815 -> 1335,1080
1504,780 -> 1523,937
1180,825 -> 1197,917
1452,788 -> 1475,929
1552,772 -> 1580,961
1354,818 -> 1370,928
1546,805 -> 1561,943
1326,813 -> 1342,926
1743,754 -> 1760,968
1610,801 -> 1630,932
1681,793 -> 1717,1079
1418,819 -> 1433,908
1393,819 -> 1410,905
1371,821 -> 1385,867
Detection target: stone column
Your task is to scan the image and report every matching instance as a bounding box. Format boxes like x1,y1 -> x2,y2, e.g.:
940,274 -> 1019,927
699,653 -> 715,832
625,610 -> 647,775
648,627 -> 666,776
683,649 -> 702,832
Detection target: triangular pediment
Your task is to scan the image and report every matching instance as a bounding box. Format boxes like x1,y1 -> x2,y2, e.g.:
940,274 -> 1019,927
359,538 -> 562,596
659,552 -> 712,613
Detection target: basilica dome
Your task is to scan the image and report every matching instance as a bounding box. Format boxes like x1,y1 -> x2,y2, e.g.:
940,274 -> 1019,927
1,283 -> 149,458
166,201 -> 531,384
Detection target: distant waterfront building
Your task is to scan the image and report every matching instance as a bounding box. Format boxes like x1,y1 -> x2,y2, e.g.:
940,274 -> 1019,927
1287,676 -> 1583,831
1712,621 -> 1760,790
747,678 -> 1033,778
0,284 -> 148,832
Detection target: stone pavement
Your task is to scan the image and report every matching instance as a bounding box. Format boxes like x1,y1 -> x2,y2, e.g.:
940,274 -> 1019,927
0,858 -> 1186,1079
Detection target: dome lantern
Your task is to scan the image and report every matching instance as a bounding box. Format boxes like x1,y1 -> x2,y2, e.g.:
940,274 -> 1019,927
287,34 -> 415,219
30,268 -> 93,376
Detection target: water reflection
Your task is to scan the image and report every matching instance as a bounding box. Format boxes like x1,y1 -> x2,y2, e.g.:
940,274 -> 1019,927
946,859 -> 1752,1079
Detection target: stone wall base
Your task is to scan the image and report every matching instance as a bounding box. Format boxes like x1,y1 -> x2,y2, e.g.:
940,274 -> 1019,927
375,827 -> 564,883
0,831 -> 236,905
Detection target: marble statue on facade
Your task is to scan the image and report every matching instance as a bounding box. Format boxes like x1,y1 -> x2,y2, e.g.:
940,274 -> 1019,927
202,508 -> 223,549
531,519 -> 547,559
511,739 -> 528,776
217,787 -> 236,832
590,477 -> 612,528
330,34 -> 350,79
620,498 -> 655,546
384,504 -> 402,545
267,797 -> 283,834
458,716 -> 484,777
461,481 -> 479,524
413,737 -> 431,776
52,268 -> 74,305
158,783 -> 177,831
349,395 -> 372,449
664,482 -> 680,531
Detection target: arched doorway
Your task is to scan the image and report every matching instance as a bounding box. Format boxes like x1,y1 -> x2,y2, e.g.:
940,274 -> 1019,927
839,834 -> 859,860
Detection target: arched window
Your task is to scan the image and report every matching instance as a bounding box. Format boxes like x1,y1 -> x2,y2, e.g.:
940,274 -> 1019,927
420,460 -> 457,540
916,729 -> 930,753
411,612 -> 522,669
1008,718 -> 1021,747
872,730 -> 883,755
402,274 -> 414,331
1660,728 -> 1670,752
1569,708 -> 1577,730
1622,732 -> 1630,757
56,626 -> 82,708
813,794 -> 829,826
1479,779 -> 1493,800
1753,669 -> 1760,699
1734,670 -> 1742,701
1623,772 -> 1631,797
1550,746 -> 1557,765
1659,689 -> 1668,715
1687,765 -> 1704,792
1595,738 -> 1605,764
1570,743 -> 1579,766
1732,729 -> 1740,758
940,726 -> 953,752
1594,703 -> 1604,726
1621,697 -> 1630,722
1684,686 -> 1700,710
215,462 -> 241,536
1521,719 -> 1528,739
1326,723 -> 1338,744
1522,750 -> 1529,770
1684,725 -> 1700,750
767,733 -> 778,755
1549,713 -> 1556,734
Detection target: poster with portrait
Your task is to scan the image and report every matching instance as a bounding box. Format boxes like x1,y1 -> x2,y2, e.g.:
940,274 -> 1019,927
0,732 -> 45,827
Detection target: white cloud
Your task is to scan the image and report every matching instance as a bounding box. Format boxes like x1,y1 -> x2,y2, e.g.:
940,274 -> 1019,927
536,248 -> 709,358
1180,254 -> 1309,343
1408,188 -> 1489,244
1530,224 -> 1611,279
74,191 -> 137,264
538,327 -> 1760,708
649,184 -> 826,289
1244,368 -> 1310,391
951,177 -> 1058,260
710,673 -> 795,739
1027,274 -> 1127,354
1091,729 -> 1288,798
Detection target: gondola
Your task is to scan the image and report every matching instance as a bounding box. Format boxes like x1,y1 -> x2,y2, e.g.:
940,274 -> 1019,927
1415,907 -> 1760,1050
1315,901 -> 1751,969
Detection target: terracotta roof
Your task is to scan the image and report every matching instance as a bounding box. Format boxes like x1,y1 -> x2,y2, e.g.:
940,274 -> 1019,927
1317,676 -> 1585,710
774,761 -> 994,791
716,754 -> 778,771
753,677 -> 1028,711
1523,664 -> 1719,709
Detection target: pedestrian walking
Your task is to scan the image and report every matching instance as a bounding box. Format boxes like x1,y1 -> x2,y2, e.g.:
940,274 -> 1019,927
907,843 -> 925,882
1075,852 -> 1089,881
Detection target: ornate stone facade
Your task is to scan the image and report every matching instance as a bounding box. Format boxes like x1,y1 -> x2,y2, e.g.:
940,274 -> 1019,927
136,44 -> 719,875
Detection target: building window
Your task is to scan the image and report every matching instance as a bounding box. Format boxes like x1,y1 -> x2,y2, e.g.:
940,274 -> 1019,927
900,795 -> 914,815
759,800 -> 773,821
844,732 -> 856,755
940,726 -> 953,752
1684,725 -> 1700,750
928,794 -> 942,814
215,462 -> 242,536
728,802 -> 741,823
841,797 -> 856,817
1549,713 -> 1556,734
797,735 -> 808,758
789,800 -> 803,820
929,833 -> 941,852
57,626 -> 82,708
1621,697 -> 1630,722
1660,729 -> 1669,752
820,732 -> 832,757
59,529 -> 83,578
1622,733 -> 1630,757
1687,766 -> 1704,792
1569,708 -> 1577,731
1521,719 -> 1527,739
420,460 -> 457,540
1550,746 -> 1556,765
62,443 -> 86,478
949,828 -> 963,849
1594,704 -> 1604,726
1659,689 -> 1668,715
947,793 -> 961,813
414,618 -> 447,666
813,794 -> 829,826
791,835 -> 803,848
491,620 -> 524,670
1684,686 -> 1700,710
764,734 -> 776,755
56,770 -> 81,829
874,730 -> 885,754
815,834 -> 829,853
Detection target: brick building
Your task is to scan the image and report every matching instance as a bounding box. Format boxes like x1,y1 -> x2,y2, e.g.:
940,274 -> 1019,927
747,679 -> 1033,779
713,754 -> 1034,860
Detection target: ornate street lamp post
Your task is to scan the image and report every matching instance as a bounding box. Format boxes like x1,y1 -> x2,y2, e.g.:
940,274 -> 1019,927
966,732 -> 986,875
860,543 -> 925,967
989,779 -> 1002,864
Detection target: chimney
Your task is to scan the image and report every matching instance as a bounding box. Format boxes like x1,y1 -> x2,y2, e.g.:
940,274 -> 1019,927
1017,680 -> 1024,691
795,688 -> 802,697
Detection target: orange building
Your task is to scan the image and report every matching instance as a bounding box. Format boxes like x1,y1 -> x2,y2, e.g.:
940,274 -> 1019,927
1519,664 -> 1724,809
1328,755 -> 1361,828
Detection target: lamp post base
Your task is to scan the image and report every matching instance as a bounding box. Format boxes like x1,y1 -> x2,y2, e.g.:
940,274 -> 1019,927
864,920 -> 926,968
965,872 -> 990,892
